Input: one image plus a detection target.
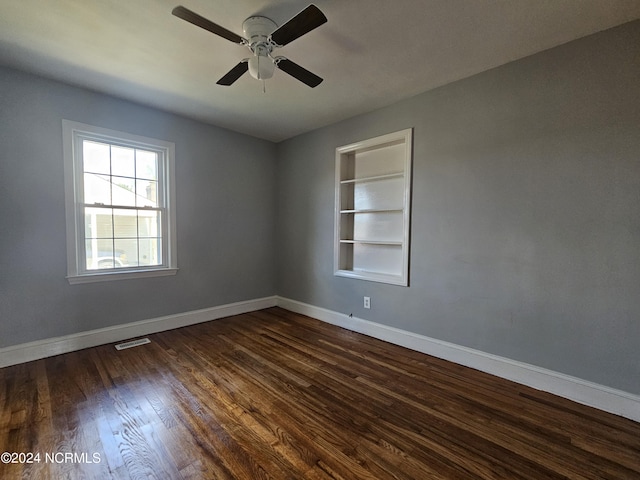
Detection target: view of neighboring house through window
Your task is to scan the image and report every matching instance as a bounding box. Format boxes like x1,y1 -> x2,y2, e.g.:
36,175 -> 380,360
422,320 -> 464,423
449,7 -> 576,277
83,141 -> 161,269
63,120 -> 177,283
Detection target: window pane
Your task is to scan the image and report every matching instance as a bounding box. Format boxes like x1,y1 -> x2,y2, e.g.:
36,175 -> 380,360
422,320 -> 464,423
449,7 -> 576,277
86,238 -> 115,270
138,210 -> 160,237
83,140 -> 110,174
84,173 -> 111,204
113,209 -> 138,237
111,145 -> 135,178
139,238 -> 161,266
114,239 -> 137,267
84,207 -> 113,238
136,179 -> 157,207
136,150 -> 158,180
111,176 -> 136,207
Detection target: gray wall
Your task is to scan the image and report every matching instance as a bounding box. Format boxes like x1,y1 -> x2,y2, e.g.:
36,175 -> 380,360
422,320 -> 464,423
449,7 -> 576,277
0,67 -> 277,347
1,21 -> 638,396
276,21 -> 640,394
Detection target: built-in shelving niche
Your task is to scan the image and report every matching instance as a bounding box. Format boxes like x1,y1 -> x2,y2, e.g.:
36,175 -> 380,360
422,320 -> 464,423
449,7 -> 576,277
334,128 -> 412,286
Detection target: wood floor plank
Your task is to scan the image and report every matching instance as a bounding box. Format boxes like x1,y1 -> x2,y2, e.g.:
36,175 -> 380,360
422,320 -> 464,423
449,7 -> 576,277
1,307 -> 639,479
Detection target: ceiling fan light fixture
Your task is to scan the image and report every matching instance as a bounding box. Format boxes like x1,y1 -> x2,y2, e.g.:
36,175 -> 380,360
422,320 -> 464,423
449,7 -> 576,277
172,4 -> 327,87
248,55 -> 275,80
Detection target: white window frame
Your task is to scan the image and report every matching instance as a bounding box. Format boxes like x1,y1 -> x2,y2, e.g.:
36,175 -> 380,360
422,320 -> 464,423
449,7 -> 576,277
62,120 -> 178,284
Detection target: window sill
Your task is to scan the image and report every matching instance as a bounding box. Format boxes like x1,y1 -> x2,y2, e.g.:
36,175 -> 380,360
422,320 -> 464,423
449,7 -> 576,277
67,267 -> 178,284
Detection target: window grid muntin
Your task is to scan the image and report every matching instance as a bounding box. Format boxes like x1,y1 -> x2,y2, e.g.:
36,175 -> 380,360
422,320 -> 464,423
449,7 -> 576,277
77,133 -> 168,273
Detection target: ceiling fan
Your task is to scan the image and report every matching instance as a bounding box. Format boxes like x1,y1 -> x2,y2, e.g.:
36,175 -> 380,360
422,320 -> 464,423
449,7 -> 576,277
172,4 -> 327,88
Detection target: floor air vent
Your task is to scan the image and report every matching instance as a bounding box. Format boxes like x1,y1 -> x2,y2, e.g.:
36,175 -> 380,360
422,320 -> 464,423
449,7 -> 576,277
115,338 -> 151,350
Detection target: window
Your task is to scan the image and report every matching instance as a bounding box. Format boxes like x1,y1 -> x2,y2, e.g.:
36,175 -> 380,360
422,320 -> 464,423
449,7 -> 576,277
63,120 -> 177,284
334,128 -> 412,286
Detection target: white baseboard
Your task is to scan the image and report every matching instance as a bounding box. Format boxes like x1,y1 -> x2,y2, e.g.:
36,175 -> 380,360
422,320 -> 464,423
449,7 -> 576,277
2,295 -> 637,422
276,296 -> 640,423
0,296 -> 278,368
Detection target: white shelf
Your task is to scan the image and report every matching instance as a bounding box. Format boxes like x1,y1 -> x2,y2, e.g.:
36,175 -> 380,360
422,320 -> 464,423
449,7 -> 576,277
339,240 -> 403,246
339,208 -> 403,214
340,172 -> 404,184
334,268 -> 406,286
334,128 -> 412,286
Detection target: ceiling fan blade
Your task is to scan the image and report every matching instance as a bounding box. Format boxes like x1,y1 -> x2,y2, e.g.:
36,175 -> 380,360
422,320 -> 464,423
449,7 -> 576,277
276,58 -> 323,88
217,61 -> 249,86
270,4 -> 327,47
172,6 -> 244,44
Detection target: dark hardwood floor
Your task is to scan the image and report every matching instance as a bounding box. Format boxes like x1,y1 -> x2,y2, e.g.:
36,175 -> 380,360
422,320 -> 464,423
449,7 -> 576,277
1,307 -> 639,479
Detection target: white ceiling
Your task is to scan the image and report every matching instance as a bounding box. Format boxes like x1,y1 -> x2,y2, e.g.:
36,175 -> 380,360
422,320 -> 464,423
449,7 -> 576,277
1,0 -> 639,142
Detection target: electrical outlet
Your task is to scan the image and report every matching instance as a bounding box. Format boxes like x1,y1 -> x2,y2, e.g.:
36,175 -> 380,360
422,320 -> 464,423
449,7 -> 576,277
364,296 -> 370,309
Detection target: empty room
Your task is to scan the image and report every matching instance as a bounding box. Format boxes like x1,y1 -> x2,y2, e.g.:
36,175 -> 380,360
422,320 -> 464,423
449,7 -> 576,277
1,1 -> 639,478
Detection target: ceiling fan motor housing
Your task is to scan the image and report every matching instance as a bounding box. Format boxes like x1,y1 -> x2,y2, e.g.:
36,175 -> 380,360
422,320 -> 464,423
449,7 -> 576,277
243,16 -> 278,80
243,16 -> 277,47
